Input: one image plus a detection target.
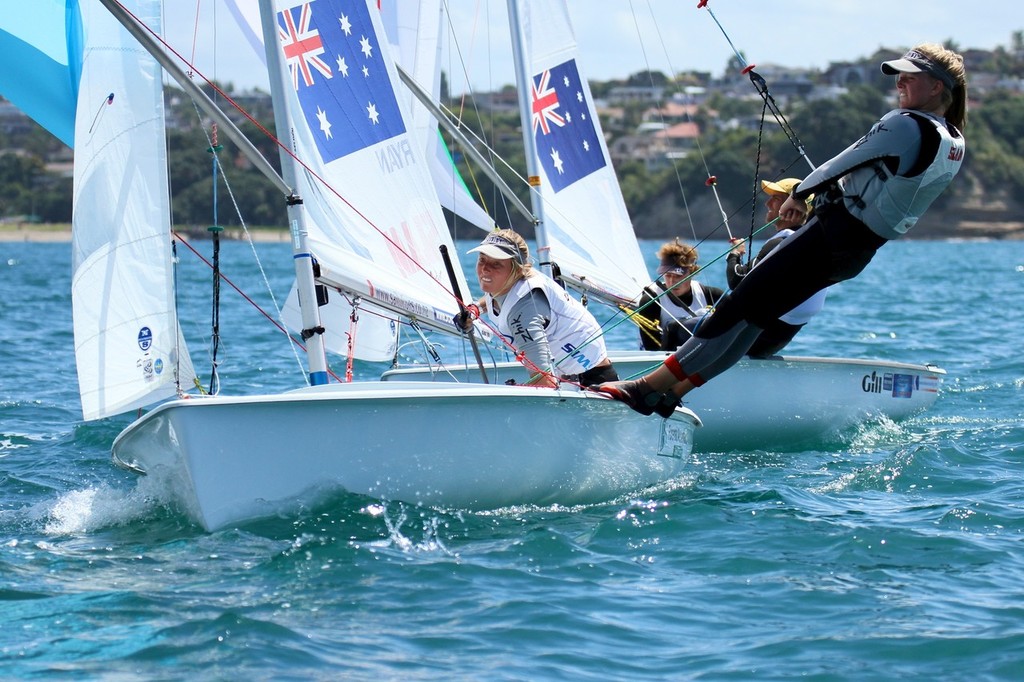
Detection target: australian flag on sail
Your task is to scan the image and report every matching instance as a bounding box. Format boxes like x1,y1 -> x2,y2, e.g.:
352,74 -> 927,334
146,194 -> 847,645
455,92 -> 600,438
277,0 -> 405,163
531,59 -> 606,193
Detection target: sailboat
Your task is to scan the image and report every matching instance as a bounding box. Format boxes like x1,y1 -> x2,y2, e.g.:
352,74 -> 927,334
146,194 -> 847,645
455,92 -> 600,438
0,0 -> 700,531
376,0 -> 946,450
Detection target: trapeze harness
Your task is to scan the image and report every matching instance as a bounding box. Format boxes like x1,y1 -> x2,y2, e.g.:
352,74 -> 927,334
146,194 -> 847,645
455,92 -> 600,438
658,281 -> 714,327
665,108 -> 964,386
485,273 -> 609,379
816,109 -> 965,240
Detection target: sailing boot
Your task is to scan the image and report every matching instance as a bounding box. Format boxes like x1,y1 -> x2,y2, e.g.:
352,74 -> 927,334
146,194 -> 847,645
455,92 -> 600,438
595,379 -> 663,417
653,393 -> 681,419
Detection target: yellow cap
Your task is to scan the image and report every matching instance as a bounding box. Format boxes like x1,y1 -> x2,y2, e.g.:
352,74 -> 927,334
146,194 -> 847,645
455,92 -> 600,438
761,178 -> 801,196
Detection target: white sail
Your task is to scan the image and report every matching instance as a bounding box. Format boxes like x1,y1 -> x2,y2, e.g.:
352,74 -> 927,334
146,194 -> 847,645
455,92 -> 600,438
508,0 -> 649,302
261,0 -> 470,330
379,0 -> 494,233
224,0 -> 492,233
71,0 -> 195,420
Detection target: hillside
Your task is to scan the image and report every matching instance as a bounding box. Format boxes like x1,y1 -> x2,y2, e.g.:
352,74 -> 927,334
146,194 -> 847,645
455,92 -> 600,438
2,43 -> 1023,240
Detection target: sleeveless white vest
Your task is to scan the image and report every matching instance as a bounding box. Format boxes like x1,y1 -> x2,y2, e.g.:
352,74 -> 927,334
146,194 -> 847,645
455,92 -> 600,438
660,281 -> 713,327
486,274 -> 607,375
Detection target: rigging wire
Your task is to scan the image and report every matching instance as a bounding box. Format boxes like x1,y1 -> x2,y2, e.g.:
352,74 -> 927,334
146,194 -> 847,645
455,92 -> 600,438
206,123 -> 223,395
187,0 -> 202,78
697,0 -> 816,173
185,97 -> 308,380
628,0 -> 699,242
440,0 -> 518,233
631,0 -> 745,244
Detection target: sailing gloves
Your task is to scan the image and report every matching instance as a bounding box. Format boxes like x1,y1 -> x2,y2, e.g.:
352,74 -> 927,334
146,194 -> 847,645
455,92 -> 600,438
453,304 -> 481,334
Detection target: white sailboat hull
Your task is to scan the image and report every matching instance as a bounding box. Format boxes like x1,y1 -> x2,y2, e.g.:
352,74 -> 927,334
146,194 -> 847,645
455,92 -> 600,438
381,352 -> 945,451
112,381 -> 700,531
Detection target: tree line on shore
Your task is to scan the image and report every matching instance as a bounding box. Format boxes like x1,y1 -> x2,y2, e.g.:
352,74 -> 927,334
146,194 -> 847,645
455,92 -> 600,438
2,44 -> 1023,239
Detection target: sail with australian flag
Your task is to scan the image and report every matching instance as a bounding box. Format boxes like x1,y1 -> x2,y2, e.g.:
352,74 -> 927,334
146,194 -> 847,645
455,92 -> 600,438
259,0 -> 471,342
508,0 -> 649,304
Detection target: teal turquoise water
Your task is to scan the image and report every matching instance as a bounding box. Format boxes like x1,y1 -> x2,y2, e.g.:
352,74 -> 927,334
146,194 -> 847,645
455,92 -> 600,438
1,238 -> 1022,680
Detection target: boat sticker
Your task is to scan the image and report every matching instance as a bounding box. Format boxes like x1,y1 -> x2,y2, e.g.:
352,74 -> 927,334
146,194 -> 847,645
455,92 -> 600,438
140,357 -> 154,382
137,326 -> 153,351
862,370 -> 922,398
886,373 -> 918,398
154,358 -> 163,376
658,419 -> 692,459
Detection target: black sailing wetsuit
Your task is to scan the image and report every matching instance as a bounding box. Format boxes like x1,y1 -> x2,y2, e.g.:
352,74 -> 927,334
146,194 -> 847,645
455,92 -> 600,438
666,108 -> 965,385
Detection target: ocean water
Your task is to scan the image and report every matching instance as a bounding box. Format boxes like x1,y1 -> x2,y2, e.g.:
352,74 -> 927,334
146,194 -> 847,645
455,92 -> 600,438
1,238 -> 1022,680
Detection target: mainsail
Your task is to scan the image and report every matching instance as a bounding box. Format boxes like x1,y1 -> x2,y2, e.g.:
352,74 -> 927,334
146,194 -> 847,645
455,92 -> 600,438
508,0 -> 649,302
228,0 -> 490,360
259,0 -> 469,334
71,0 -> 195,420
225,0 -> 492,232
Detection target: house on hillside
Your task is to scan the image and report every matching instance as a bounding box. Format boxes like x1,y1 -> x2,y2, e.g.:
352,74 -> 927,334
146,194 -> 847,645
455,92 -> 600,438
606,85 -> 665,105
642,101 -> 699,125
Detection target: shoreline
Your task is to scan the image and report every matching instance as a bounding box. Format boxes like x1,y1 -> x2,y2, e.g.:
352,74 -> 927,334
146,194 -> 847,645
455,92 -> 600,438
0,226 -> 292,243
2,224 -> 1023,243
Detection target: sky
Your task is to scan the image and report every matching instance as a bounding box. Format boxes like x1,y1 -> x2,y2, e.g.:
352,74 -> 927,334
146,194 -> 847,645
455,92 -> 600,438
161,0 -> 1020,95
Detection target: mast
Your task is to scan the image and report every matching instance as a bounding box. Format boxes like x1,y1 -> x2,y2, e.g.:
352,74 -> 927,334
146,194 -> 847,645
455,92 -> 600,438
506,0 -> 551,275
257,0 -> 330,385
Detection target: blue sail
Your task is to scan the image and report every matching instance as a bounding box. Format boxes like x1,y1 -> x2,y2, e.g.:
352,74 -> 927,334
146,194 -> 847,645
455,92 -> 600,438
0,0 -> 83,147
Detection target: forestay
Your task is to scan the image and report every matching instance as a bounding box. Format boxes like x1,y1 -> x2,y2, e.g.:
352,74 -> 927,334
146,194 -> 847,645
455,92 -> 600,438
71,0 -> 196,420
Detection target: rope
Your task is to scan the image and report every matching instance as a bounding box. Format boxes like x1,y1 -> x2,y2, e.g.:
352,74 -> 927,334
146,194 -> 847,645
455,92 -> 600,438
207,123 -> 223,395
568,217 -> 780,361
172,231 -> 343,384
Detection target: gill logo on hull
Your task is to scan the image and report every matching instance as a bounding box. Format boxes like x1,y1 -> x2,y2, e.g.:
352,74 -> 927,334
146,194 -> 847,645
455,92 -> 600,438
861,371 -> 918,398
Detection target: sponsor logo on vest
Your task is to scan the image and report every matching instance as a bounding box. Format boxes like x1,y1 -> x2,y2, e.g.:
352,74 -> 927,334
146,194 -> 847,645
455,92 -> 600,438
948,145 -> 964,162
560,342 -> 593,370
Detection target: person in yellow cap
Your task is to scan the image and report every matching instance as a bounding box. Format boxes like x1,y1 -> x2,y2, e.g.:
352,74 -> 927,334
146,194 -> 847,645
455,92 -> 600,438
461,228 -> 618,388
724,177 -> 827,358
596,42 -> 966,417
635,239 -> 725,351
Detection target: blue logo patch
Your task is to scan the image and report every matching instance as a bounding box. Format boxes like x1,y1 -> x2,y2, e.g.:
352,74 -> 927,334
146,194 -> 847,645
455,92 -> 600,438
138,327 -> 153,352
